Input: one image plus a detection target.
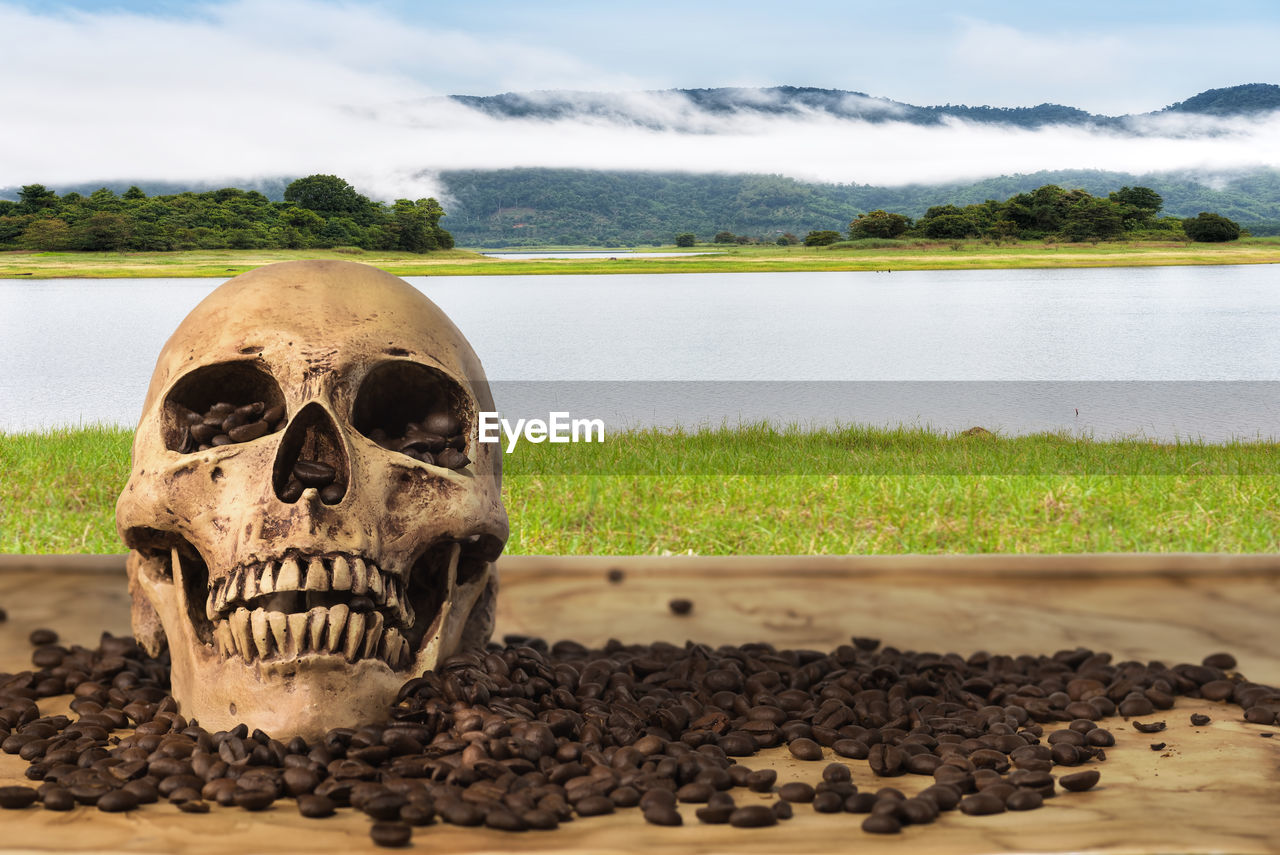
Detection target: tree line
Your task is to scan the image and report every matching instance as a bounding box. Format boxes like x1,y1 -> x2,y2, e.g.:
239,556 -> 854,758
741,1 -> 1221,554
0,175 -> 454,253
700,185 -> 1242,247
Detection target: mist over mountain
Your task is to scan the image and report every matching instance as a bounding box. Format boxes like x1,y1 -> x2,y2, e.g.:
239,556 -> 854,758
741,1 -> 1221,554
448,83 -> 1280,131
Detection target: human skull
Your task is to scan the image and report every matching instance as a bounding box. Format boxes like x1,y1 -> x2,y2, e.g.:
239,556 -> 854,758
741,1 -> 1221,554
116,260 -> 507,739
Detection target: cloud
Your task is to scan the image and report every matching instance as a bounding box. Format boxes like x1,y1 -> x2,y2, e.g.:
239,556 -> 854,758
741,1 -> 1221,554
3,1 -> 1280,202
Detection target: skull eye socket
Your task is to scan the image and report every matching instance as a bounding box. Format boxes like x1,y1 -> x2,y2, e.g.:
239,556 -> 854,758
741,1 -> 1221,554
162,361 -> 287,453
352,361 -> 474,468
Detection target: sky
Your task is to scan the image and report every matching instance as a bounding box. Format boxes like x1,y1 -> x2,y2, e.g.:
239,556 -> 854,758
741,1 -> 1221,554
4,0 -> 1280,199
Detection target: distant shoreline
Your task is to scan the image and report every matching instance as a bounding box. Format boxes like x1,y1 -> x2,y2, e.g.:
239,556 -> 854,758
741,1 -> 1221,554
1,239 -> 1278,279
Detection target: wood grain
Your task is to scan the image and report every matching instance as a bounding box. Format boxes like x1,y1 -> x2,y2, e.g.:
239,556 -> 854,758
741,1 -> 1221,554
1,554 -> 1278,854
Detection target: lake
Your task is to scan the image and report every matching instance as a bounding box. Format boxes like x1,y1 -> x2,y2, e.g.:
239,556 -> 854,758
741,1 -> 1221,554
2,265 -> 1279,440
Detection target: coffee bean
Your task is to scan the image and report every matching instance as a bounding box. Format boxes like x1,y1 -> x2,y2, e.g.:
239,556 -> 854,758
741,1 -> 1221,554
370,822 -> 412,847
813,791 -> 844,813
1150,742 -> 1166,751
41,786 -> 74,811
668,598 -> 693,616
1202,652 -> 1237,670
778,782 -> 815,803
606,568 -> 625,584
97,789 -> 138,812
233,788 -> 275,811
228,421 -> 269,443
28,628 -> 58,646
264,405 -> 285,425
868,743 -> 905,776
822,762 -> 852,783
0,786 -> 38,809
862,813 -> 901,833
852,637 -> 880,651
1086,728 -> 1115,747
576,795 -> 614,817
1133,720 -> 1166,734
643,805 -> 682,826
844,792 -> 878,813
959,793 -> 1005,815
832,739 -> 869,759
1190,713 -> 1211,726
729,805 -> 776,828
788,737 -> 823,761
1006,790 -> 1043,811
1243,708 -> 1276,725
1059,770 -> 1101,792
435,447 -> 469,470
178,799 -> 210,813
423,412 -> 461,437
745,769 -> 776,792
1201,680 -> 1236,701
1118,697 -> 1154,717
297,793 -> 337,818
695,804 -> 734,824
293,460 -> 336,488
771,800 -> 793,820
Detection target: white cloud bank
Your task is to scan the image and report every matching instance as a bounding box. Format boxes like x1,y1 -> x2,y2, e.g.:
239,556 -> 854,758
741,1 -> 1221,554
2,1 -> 1279,202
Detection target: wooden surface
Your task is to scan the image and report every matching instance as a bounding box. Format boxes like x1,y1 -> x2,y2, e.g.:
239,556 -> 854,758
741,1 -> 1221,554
1,553 -> 1278,854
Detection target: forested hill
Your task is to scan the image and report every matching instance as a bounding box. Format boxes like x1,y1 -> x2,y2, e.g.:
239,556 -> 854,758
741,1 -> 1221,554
437,167 -> 1280,246
449,83 -> 1280,130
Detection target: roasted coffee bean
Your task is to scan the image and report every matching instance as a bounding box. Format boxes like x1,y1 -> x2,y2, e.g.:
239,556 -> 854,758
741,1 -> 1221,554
280,479 -> 304,503
745,769 -> 776,792
813,791 -> 844,813
862,813 -> 901,833
832,739 -> 869,759
1190,713 -> 1212,727
844,792 -> 878,813
28,628 -> 58,646
0,786 -> 39,809
233,788 -> 275,811
297,793 -> 337,818
606,568 -> 625,584
434,447 -> 469,470
178,799 -> 210,813
227,421 -> 268,443
1118,697 -> 1155,717
293,460 -> 336,488
822,762 -> 852,783
918,784 -> 961,811
778,782 -> 815,803
41,786 -> 75,811
1059,770 -> 1101,792
1006,790 -> 1043,811
788,737 -> 823,761
437,799 -> 484,826
370,822 -> 412,847
320,483 -> 345,505
667,598 -> 693,616
729,805 -> 776,828
97,789 -> 138,812
1243,708 -> 1276,725
695,804 -> 734,824
576,795 -> 614,817
423,412 -> 461,437
1150,742 -> 1166,751
1133,720 -> 1166,734
868,743 -> 905,776
1086,728 -> 1115,747
364,792 -> 408,821
264,405 -> 285,425
643,805 -> 682,826
1202,652 -> 1237,670
1201,680 -> 1236,701
959,793 -> 1005,815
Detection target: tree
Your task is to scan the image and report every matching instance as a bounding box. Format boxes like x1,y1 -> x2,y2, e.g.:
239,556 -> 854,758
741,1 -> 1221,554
283,174 -> 373,220
123,185 -> 147,201
17,184 -> 57,213
1061,196 -> 1125,242
674,233 -> 696,247
804,230 -> 841,246
1183,212 -> 1241,242
73,212 -> 133,251
713,231 -> 736,244
849,209 -> 910,239
1109,186 -> 1162,216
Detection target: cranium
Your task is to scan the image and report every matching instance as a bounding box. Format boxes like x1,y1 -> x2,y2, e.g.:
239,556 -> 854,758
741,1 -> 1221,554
116,260 -> 507,739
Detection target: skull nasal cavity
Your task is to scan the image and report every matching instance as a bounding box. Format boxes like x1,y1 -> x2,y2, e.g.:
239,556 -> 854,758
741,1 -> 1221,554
272,402 -> 349,505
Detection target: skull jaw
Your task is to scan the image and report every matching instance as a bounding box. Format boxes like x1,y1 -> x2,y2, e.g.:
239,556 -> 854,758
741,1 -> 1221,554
129,547 -> 497,740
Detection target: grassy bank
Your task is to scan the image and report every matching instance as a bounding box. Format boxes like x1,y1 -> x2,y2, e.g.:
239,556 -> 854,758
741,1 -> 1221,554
3,425 -> 1277,554
2,238 -> 1279,279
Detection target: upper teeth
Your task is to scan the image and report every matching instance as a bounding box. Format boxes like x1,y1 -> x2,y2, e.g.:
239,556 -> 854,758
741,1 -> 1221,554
205,554 -> 412,627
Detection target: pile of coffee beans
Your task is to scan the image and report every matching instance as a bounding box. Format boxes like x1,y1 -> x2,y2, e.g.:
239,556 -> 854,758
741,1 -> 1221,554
366,411 -> 469,471
278,460 -> 345,505
175,401 -> 286,453
2,623 -> 1277,848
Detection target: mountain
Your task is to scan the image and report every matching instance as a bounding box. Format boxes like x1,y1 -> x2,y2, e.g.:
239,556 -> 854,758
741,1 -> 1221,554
436,167 -> 1280,247
448,82 -> 1280,131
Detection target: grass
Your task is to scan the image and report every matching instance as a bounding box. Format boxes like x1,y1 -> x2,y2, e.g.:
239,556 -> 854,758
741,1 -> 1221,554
3,425 -> 1278,554
1,237 -> 1278,279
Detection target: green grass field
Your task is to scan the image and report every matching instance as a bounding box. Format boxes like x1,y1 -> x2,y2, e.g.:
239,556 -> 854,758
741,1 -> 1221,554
2,237 -> 1279,279
3,425 -> 1277,554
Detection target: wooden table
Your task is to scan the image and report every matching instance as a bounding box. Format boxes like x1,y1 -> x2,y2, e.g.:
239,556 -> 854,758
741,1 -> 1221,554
2,553 -> 1278,854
